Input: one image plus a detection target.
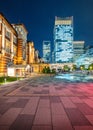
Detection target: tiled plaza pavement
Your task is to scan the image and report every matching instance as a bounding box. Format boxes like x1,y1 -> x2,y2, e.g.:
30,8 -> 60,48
0,76 -> 93,130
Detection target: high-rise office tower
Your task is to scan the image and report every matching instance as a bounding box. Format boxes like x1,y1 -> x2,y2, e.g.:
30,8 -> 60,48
54,16 -> 73,63
43,41 -> 51,63
73,41 -> 85,61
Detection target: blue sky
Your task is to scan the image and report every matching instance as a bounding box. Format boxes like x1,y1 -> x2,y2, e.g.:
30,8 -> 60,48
0,0 -> 93,56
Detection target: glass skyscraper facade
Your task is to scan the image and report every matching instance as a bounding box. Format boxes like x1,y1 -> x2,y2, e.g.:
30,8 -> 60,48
73,41 -> 85,62
54,16 -> 73,63
43,41 -> 51,63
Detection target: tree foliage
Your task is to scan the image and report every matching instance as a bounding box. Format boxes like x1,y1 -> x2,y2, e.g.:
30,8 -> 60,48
63,65 -> 70,72
42,66 -> 56,74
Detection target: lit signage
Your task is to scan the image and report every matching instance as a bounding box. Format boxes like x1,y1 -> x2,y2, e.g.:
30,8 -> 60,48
7,68 -> 15,76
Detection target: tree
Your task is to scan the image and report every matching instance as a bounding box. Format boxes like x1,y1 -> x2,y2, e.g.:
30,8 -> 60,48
88,63 -> 93,70
63,65 -> 70,72
42,66 -> 51,73
80,65 -> 85,70
42,66 -> 56,74
72,64 -> 77,71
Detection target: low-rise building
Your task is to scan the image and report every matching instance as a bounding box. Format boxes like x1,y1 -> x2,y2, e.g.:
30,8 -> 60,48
12,24 -> 28,65
0,13 -> 41,76
26,41 -> 35,64
0,13 -> 18,76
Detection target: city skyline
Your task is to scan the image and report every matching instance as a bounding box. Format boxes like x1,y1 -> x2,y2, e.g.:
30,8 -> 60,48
0,0 -> 93,56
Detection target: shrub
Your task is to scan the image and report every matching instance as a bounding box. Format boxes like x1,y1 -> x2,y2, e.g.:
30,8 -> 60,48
0,76 -> 21,84
42,66 -> 56,74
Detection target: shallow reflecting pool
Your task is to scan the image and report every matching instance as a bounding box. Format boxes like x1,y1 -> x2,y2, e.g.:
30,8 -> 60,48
55,73 -> 93,82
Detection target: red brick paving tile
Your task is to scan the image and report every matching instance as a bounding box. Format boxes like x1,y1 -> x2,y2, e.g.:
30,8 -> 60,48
88,83 -> 93,87
38,98 -> 50,108
6,97 -> 18,103
33,107 -> 51,125
71,90 -> 85,95
10,114 -> 34,130
13,99 -> 29,108
85,115 -> 93,125
50,96 -> 61,103
74,126 -> 93,130
89,97 -> 93,100
56,90 -> 66,95
0,108 -> 22,125
87,89 -> 93,92
32,126 -> 52,130
7,88 -> 20,96
82,99 -> 93,108
53,127 -> 64,130
0,113 -> 2,118
40,96 -> 49,99
0,103 -> 13,115
53,127 -> 74,130
60,97 -> 76,108
33,87 -> 42,92
55,86 -> 62,90
0,98 -> 8,104
51,103 -> 66,115
76,103 -> 93,115
78,96 -> 88,99
49,86 -> 57,95
52,115 -> 73,130
21,97 -> 39,115
33,91 -> 43,94
60,89 -> 74,95
42,90 -> 49,94
20,87 -> 29,91
65,108 -> 91,125
70,97 -> 83,103
1,77 -> 93,130
19,97 -> 30,99
0,126 -> 9,130
43,85 -> 49,87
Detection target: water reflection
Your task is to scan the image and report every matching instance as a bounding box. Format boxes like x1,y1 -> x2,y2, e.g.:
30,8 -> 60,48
55,73 -> 93,82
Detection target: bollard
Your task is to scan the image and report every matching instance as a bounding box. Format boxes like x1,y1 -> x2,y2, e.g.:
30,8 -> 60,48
4,78 -> 6,83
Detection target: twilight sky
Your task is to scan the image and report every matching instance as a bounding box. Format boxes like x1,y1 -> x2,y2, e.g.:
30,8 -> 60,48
0,0 -> 93,56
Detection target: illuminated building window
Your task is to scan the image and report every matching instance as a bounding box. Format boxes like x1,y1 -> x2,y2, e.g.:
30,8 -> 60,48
5,40 -> 11,53
23,41 -> 26,47
13,46 -> 17,56
5,30 -> 11,40
13,35 -> 17,44
19,27 -> 21,31
0,23 -> 1,31
23,51 -> 26,60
